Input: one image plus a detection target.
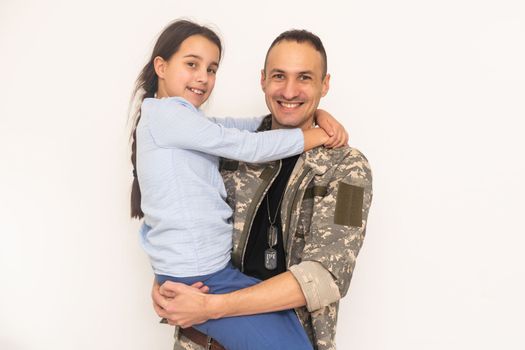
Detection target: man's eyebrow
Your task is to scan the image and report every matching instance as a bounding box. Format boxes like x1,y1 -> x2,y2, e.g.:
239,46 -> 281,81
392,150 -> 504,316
268,69 -> 285,74
297,70 -> 315,75
268,68 -> 315,75
183,54 -> 219,66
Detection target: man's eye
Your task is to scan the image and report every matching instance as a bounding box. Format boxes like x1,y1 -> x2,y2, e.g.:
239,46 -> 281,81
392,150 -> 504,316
272,74 -> 284,79
300,75 -> 312,81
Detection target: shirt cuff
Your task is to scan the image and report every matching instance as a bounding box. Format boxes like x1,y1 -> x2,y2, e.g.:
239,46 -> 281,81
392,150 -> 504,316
288,261 -> 341,312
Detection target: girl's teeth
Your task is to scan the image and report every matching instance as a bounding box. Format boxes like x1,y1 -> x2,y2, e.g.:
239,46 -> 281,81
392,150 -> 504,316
189,88 -> 204,95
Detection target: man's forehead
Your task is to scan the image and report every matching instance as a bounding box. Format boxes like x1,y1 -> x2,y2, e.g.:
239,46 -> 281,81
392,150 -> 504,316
266,41 -> 323,74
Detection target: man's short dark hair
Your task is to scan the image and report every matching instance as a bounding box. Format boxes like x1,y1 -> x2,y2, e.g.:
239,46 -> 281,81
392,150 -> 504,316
263,29 -> 328,78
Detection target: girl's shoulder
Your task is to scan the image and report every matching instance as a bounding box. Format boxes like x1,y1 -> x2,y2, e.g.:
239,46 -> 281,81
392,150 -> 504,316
142,97 -> 198,114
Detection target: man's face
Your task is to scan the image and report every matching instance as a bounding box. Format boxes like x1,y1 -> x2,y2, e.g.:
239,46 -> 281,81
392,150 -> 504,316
261,40 -> 330,130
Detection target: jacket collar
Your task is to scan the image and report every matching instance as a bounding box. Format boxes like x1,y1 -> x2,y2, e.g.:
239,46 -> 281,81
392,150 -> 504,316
257,115 -> 351,176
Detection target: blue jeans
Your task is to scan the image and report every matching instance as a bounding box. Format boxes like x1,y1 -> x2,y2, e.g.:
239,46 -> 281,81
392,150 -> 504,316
156,263 -> 313,350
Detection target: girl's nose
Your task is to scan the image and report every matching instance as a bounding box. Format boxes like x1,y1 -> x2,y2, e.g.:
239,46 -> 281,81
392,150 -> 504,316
195,68 -> 208,84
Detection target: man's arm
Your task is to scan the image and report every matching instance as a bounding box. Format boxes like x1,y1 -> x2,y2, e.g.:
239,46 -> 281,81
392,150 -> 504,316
152,272 -> 305,327
208,271 -> 306,317
290,148 -> 373,311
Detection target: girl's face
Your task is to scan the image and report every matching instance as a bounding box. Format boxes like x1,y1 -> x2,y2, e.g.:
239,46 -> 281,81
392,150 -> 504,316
155,35 -> 220,108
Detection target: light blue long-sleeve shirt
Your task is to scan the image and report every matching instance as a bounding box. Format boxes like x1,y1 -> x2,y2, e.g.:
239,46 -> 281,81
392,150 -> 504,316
137,97 -> 304,277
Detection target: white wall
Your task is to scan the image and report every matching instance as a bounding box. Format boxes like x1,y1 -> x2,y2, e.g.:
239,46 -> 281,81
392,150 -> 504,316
1,1 -> 524,349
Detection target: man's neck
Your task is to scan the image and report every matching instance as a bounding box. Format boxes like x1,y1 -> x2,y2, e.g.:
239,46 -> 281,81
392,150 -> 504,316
270,116 -> 315,131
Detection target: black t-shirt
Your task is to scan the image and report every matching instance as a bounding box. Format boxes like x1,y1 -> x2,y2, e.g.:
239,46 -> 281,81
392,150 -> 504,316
243,155 -> 300,280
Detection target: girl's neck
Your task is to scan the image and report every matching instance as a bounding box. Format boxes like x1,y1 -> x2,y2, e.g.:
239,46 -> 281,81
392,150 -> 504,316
155,88 -> 168,99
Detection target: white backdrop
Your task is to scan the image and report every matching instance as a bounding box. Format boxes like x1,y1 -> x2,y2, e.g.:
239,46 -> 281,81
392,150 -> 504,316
1,0 -> 524,349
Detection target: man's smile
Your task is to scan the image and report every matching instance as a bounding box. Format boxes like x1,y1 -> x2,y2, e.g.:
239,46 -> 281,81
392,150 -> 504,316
277,101 -> 303,109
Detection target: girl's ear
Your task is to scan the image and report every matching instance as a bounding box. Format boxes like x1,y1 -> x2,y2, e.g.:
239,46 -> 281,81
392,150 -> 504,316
153,56 -> 166,79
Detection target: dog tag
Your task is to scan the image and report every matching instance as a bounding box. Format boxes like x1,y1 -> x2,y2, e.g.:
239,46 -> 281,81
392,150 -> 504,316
267,225 -> 278,247
264,248 -> 277,270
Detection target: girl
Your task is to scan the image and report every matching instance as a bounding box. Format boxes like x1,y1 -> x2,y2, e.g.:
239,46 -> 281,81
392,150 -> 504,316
130,20 -> 345,350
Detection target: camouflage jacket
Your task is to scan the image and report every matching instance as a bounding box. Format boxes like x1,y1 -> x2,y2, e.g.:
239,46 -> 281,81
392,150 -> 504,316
174,117 -> 373,350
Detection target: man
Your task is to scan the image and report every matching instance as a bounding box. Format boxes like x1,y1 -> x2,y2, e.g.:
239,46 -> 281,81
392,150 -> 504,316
153,29 -> 373,350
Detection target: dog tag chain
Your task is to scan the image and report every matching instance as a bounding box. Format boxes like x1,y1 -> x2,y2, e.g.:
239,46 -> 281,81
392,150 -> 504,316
265,189 -> 285,270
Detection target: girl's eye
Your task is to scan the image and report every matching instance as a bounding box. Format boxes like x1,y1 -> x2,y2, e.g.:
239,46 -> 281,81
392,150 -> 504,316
207,68 -> 217,74
187,62 -> 196,68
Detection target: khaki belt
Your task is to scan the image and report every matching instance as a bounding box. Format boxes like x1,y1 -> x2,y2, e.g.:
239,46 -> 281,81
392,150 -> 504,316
180,327 -> 226,350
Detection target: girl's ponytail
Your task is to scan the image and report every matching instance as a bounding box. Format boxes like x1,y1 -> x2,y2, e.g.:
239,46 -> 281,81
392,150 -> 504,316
130,63 -> 157,219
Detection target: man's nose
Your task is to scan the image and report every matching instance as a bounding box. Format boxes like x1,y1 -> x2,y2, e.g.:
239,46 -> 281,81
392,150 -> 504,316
281,80 -> 299,100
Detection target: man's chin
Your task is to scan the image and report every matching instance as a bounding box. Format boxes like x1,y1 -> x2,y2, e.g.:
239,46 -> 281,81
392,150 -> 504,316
271,117 -> 300,129
272,111 -> 312,129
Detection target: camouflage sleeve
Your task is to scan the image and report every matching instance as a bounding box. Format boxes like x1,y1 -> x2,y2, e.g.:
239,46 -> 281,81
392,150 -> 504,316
289,260 -> 341,312
296,149 -> 373,304
219,159 -> 239,210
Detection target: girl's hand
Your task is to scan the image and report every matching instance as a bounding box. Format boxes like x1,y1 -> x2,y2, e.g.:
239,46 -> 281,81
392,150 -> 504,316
315,109 -> 349,148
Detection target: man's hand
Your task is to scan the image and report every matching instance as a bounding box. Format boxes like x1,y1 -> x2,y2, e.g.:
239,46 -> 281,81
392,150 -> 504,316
315,109 -> 349,148
152,280 -> 212,328
151,271 -> 307,327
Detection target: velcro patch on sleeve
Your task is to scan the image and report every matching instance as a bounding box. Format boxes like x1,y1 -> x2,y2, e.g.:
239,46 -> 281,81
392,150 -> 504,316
334,182 -> 364,227
304,186 -> 328,200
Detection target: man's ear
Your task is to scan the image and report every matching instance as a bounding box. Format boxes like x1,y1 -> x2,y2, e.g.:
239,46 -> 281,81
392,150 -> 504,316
260,69 -> 266,92
321,73 -> 330,97
153,56 -> 167,79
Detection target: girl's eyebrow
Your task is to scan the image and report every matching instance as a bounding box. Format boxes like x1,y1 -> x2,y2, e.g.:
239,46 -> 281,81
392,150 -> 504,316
183,54 -> 202,60
183,54 -> 218,67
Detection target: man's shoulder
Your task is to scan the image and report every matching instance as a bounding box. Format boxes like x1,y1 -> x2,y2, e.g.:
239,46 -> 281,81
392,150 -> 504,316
330,145 -> 369,163
305,145 -> 371,178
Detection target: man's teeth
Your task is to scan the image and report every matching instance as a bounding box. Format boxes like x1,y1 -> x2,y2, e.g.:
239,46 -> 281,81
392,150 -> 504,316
189,88 -> 204,95
280,102 -> 300,108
